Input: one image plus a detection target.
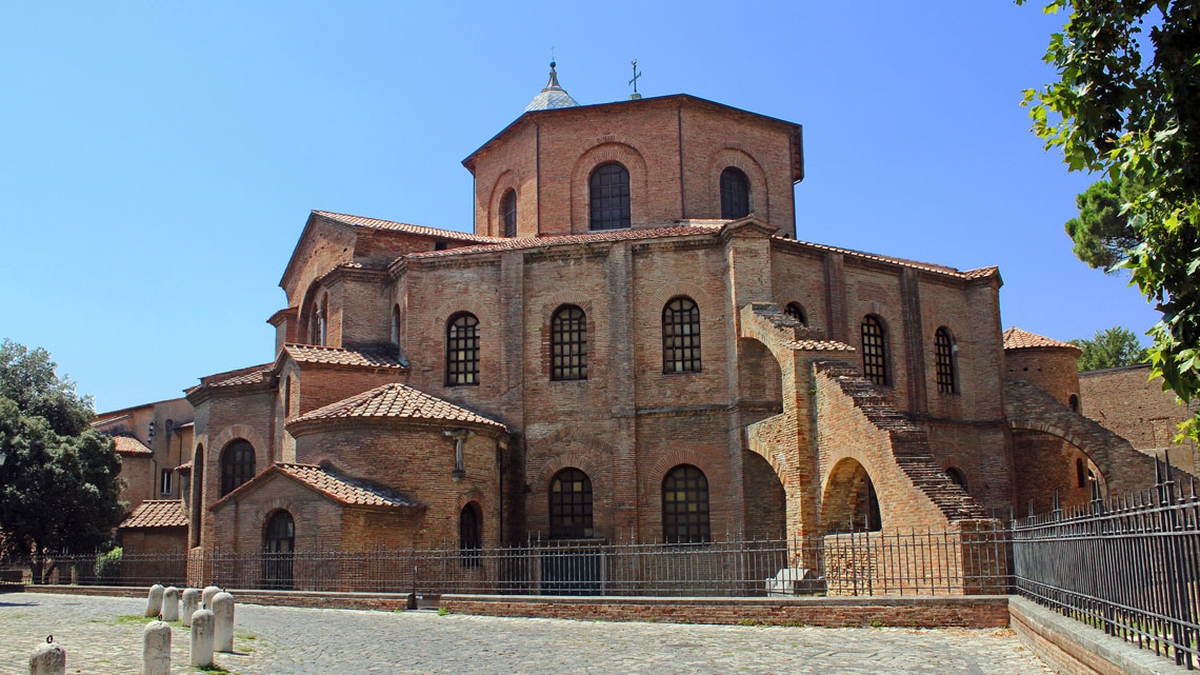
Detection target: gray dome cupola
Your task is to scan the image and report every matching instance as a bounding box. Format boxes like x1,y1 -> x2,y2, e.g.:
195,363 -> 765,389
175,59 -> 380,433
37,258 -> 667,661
525,61 -> 579,111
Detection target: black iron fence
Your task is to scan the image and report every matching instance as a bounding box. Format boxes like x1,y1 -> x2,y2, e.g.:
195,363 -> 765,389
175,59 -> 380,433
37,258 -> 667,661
1012,457 -> 1200,669
0,528 -> 1009,598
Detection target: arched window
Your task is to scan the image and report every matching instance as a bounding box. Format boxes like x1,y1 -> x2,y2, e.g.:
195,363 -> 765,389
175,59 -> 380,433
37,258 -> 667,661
263,510 -> 295,589
663,296 -> 701,373
720,167 -> 751,219
446,312 -> 480,386
784,302 -> 807,325
460,502 -> 482,567
662,465 -> 710,543
391,304 -> 401,350
550,305 -> 587,381
1069,394 -> 1080,412
861,315 -> 888,386
501,189 -> 517,238
190,444 -> 204,547
946,467 -> 968,490
549,468 -> 594,539
934,327 -> 957,394
220,440 -> 255,497
1076,457 -> 1087,488
316,294 -> 329,346
589,163 -> 630,230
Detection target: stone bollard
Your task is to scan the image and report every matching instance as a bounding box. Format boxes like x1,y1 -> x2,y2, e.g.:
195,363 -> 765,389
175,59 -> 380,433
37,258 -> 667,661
181,588 -> 200,627
142,620 -> 171,675
161,586 -> 180,622
212,592 -> 235,653
29,639 -> 66,675
201,585 -> 221,609
190,609 -> 215,668
145,584 -> 165,618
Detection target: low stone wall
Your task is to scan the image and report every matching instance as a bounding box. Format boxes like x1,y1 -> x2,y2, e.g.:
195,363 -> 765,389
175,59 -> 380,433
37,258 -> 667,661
1009,596 -> 1187,675
23,586 -> 414,612
440,594 -> 1010,628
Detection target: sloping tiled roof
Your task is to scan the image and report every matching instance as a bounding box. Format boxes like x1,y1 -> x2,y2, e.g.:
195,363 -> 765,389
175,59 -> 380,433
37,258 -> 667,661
1003,327 -> 1081,351
282,344 -> 405,369
200,364 -> 274,388
787,339 -> 857,352
406,224 -> 722,261
778,237 -> 1000,281
275,464 -> 420,508
175,461 -> 192,473
112,434 -> 153,456
313,210 -> 504,244
120,500 -> 188,529
290,383 -> 507,432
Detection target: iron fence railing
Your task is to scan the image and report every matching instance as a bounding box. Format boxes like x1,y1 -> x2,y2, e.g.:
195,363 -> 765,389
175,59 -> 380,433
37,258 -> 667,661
0,528 -> 1010,598
1012,456 -> 1200,669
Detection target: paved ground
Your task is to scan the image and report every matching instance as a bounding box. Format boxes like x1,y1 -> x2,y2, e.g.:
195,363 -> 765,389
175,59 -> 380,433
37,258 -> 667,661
0,592 -> 1053,675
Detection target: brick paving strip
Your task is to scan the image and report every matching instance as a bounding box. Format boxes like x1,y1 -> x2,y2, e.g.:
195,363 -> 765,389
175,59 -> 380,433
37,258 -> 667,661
0,592 -> 1053,675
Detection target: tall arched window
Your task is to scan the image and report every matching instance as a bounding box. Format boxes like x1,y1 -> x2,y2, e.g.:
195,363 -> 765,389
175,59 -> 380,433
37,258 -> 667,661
663,465 -> 710,543
720,167 -> 751,219
391,304 -> 401,350
934,327 -> 957,394
1069,394 -> 1080,412
190,444 -> 204,547
550,305 -> 587,381
784,302 -> 807,326
460,502 -> 482,567
589,162 -> 630,230
263,510 -> 295,590
446,312 -> 480,386
316,294 -> 329,346
220,439 -> 255,497
549,468 -> 594,539
663,296 -> 701,373
501,189 -> 517,238
861,315 -> 888,386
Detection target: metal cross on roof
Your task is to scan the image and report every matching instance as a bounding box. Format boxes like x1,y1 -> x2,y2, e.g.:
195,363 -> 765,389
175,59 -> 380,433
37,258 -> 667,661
629,59 -> 642,100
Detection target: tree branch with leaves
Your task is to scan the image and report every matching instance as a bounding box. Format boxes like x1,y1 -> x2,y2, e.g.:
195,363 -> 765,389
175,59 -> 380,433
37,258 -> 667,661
1020,0 -> 1200,441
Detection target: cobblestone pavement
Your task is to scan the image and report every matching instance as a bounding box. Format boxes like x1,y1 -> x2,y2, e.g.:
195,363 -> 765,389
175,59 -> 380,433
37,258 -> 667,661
0,593 -> 1053,675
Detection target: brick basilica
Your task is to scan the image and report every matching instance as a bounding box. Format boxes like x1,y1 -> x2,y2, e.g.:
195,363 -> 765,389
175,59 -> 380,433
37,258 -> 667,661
99,64 -> 1164,574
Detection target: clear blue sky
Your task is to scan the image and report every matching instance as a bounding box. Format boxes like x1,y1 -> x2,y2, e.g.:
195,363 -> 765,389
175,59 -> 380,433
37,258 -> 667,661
0,2 -> 1161,412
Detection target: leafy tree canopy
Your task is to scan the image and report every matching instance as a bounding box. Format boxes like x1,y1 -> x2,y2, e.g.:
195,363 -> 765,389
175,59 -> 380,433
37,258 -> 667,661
1070,326 -> 1150,371
1064,178 -> 1144,271
1020,0 -> 1200,441
0,340 -> 123,568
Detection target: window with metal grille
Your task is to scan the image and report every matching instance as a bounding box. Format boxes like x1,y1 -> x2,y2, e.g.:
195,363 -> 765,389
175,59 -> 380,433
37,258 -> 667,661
861,315 -> 888,386
784,302 -> 807,325
589,163 -> 630,230
263,510 -> 295,590
663,465 -> 710,543
549,468 -> 594,539
501,189 -> 517,237
935,327 -> 956,394
662,296 -> 701,373
446,312 -> 480,386
550,305 -> 587,381
720,167 -> 750,219
460,502 -> 482,567
220,439 -> 255,497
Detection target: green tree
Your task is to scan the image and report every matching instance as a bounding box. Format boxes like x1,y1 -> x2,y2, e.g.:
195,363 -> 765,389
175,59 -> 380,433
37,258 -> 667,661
1070,327 -> 1150,371
1064,178 -> 1143,271
1020,0 -> 1200,441
0,340 -> 124,581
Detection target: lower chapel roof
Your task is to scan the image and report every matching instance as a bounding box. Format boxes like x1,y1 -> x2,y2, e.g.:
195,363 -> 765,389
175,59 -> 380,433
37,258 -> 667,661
213,463 -> 422,510
289,382 -> 508,433
120,500 -> 188,529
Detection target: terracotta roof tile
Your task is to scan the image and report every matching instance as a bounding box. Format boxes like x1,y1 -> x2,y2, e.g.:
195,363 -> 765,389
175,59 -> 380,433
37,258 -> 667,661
275,464 -> 420,508
777,237 -> 1000,281
290,382 -> 507,432
283,344 -> 406,369
1003,327 -> 1081,352
112,434 -> 153,456
120,500 -> 188,529
406,224 -> 722,260
313,210 -> 505,244
175,461 -> 192,473
787,339 -> 857,352
200,364 -> 273,388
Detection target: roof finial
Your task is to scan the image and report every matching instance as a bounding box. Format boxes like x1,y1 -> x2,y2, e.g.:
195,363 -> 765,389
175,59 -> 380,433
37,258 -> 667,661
629,59 -> 642,100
